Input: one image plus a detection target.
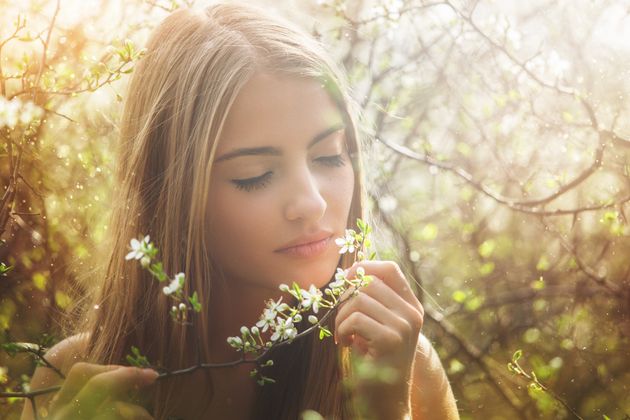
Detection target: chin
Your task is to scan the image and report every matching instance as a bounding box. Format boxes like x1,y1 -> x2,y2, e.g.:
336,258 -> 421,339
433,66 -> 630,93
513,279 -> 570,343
296,265 -> 338,290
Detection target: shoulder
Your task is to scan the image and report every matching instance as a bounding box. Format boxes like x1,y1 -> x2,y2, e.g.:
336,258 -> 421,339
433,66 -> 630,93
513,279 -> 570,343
20,333 -> 89,420
410,333 -> 460,420
36,333 -> 89,376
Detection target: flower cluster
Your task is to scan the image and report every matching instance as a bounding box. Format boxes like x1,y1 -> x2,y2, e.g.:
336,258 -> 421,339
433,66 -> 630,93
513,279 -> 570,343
226,218 -> 375,384
126,235 -> 201,323
124,219 -> 374,386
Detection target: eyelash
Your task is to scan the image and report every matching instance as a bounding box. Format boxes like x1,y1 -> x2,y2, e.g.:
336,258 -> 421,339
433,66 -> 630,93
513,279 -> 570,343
232,154 -> 347,192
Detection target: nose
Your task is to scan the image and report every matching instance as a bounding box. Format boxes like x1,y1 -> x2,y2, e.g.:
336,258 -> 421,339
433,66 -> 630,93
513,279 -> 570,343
283,165 -> 327,223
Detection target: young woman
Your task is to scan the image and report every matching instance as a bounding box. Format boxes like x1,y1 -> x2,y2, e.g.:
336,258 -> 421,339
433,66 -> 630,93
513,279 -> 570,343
21,3 -> 458,419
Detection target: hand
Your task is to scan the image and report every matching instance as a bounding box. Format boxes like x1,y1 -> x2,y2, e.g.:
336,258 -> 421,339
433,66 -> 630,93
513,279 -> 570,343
334,260 -> 424,419
48,362 -> 157,420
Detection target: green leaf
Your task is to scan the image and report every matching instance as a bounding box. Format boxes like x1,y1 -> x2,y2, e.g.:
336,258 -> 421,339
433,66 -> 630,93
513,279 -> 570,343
1,342 -> 41,357
356,218 -> 366,232
0,262 -> 13,276
512,349 -> 523,362
126,346 -> 150,368
318,325 -> 332,340
149,262 -> 167,282
188,292 -> 202,312
507,362 -> 519,374
292,282 -> 303,300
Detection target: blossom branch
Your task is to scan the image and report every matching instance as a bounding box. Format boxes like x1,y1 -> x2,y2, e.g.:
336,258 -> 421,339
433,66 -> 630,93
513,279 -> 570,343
0,219 -> 374,402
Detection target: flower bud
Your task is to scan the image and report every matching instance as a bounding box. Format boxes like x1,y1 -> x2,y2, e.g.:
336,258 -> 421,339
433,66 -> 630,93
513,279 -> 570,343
240,326 -> 249,336
279,284 -> 290,292
293,314 -> 302,323
251,326 -> 260,335
140,256 -> 151,268
227,336 -> 243,348
308,315 -> 318,324
171,305 -> 177,313
178,303 -> 186,311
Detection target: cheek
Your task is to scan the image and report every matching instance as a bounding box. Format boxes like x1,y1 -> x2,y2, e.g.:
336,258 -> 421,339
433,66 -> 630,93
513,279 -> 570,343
328,165 -> 355,218
207,186 -> 272,268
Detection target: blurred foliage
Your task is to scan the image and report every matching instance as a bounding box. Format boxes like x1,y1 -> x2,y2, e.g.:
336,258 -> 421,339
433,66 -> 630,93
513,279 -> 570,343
1,0 -> 629,419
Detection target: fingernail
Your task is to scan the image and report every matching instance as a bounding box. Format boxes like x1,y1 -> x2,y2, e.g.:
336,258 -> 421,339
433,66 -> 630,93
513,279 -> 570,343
141,368 -> 158,384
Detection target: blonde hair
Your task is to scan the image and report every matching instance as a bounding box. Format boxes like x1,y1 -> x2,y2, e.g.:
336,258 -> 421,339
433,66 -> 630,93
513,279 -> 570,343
75,3 -> 366,418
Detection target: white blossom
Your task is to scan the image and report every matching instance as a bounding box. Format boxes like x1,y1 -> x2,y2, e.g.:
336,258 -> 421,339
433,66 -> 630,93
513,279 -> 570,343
256,308 -> 277,332
270,317 -> 297,342
125,235 -> 150,260
301,285 -> 324,314
163,272 -> 185,296
334,229 -> 356,254
266,296 -> 289,313
329,268 -> 347,289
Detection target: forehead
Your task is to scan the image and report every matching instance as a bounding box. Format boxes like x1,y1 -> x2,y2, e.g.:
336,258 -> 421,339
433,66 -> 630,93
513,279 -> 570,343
217,72 -> 344,151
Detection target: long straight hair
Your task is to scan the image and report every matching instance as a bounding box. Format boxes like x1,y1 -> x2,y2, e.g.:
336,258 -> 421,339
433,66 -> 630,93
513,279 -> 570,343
74,3 -> 367,418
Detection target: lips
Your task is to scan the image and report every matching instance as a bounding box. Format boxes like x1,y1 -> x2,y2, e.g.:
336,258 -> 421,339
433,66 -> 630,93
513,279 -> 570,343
275,232 -> 333,258
275,236 -> 332,258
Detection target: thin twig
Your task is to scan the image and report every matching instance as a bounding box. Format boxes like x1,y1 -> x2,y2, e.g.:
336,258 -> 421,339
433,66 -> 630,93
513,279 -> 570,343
33,0 -> 61,95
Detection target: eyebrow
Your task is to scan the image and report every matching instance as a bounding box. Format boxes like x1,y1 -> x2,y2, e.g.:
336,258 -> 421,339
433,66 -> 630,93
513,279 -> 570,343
215,123 -> 346,163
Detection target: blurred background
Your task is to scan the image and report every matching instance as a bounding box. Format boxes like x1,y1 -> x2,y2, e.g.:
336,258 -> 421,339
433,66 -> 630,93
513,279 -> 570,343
1,0 -> 629,418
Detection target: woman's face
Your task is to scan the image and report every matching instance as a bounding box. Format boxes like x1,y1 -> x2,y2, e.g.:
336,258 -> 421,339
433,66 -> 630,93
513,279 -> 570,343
207,72 -> 355,293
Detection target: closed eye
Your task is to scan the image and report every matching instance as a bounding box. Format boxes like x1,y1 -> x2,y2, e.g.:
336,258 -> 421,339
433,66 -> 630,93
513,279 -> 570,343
315,154 -> 346,167
231,171 -> 273,192
230,154 -> 347,192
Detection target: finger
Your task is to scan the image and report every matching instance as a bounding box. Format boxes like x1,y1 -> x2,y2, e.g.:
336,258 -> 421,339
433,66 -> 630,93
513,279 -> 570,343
359,277 -> 424,331
71,367 -> 158,418
334,290 -> 411,344
93,401 -> 154,420
337,311 -> 402,358
51,363 -> 122,410
346,260 -> 418,305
